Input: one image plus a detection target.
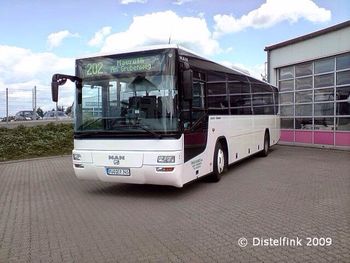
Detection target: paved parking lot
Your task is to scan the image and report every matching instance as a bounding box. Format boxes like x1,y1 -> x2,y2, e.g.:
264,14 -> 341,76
0,145 -> 349,262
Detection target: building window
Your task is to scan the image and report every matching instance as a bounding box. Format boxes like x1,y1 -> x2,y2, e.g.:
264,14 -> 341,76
295,62 -> 313,77
295,90 -> 312,103
314,88 -> 334,102
277,52 -> 350,147
314,73 -> 334,88
314,117 -> 334,130
295,118 -> 312,129
336,86 -> 350,100
296,76 -> 313,90
280,105 -> 294,116
281,118 -> 294,129
336,102 -> 350,116
336,117 -> 350,131
295,104 -> 312,116
279,66 -> 294,80
314,103 -> 334,116
336,70 -> 350,86
279,79 -> 294,92
315,58 -> 335,74
280,92 -> 294,104
336,53 -> 350,70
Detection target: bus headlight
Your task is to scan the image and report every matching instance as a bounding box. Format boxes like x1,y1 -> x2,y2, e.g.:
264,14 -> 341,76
73,153 -> 82,161
157,155 -> 175,163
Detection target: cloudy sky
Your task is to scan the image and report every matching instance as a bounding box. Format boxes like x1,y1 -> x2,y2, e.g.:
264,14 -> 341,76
0,0 -> 349,117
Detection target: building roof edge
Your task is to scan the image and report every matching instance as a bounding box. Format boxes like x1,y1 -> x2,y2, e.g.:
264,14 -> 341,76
264,20 -> 350,51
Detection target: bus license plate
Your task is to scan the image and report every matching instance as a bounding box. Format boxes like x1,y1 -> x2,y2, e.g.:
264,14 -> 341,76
106,167 -> 130,176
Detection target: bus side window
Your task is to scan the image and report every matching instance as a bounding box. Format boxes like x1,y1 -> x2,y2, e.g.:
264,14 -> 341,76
207,81 -> 229,115
251,82 -> 275,115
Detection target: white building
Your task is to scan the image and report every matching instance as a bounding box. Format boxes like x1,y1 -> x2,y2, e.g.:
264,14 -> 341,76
265,20 -> 350,149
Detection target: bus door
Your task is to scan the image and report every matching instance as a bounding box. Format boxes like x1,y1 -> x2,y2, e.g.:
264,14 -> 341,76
183,71 -> 208,162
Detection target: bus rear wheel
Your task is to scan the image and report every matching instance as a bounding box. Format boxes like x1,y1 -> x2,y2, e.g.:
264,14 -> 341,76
209,142 -> 227,182
260,132 -> 270,157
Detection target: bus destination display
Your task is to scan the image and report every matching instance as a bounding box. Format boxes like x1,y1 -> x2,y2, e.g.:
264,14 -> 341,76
80,55 -> 161,77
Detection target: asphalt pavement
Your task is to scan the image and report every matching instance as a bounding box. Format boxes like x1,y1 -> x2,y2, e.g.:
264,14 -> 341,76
0,145 -> 349,262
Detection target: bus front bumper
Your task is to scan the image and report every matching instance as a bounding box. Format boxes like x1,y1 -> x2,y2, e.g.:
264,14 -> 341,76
73,163 -> 184,188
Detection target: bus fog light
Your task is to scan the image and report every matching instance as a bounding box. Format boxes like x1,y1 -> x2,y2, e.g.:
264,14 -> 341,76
156,167 -> 174,172
157,156 -> 175,163
74,164 -> 84,168
73,153 -> 82,161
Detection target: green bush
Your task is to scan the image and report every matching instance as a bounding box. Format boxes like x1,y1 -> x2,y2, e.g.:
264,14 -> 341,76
0,123 -> 74,161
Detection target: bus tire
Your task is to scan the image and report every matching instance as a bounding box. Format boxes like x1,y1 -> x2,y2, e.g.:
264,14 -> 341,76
260,132 -> 270,157
209,142 -> 226,182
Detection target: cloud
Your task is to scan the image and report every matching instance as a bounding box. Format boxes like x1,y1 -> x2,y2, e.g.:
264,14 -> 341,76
120,0 -> 147,4
213,0 -> 331,37
101,10 -> 220,56
88,26 -> 112,47
0,45 -> 75,116
173,0 -> 193,5
0,45 -> 74,82
47,30 -> 79,49
197,12 -> 205,18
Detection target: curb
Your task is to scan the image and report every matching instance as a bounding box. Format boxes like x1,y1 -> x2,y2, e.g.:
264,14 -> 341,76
0,155 -> 71,165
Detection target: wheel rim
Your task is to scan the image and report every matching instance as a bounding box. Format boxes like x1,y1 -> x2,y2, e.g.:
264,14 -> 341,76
217,149 -> 225,174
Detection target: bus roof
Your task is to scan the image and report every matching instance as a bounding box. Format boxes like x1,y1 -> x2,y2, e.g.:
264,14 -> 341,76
77,44 -> 270,85
76,44 -> 180,60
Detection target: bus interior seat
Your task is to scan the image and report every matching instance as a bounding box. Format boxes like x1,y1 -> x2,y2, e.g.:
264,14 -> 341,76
140,96 -> 156,118
129,96 -> 156,118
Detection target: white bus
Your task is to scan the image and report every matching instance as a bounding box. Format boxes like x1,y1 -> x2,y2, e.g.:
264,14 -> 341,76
51,44 -> 280,187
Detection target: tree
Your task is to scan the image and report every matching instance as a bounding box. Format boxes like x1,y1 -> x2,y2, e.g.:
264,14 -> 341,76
36,107 -> 44,118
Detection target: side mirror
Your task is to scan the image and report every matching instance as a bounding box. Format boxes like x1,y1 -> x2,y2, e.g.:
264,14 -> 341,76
183,69 -> 193,101
77,86 -> 82,105
51,81 -> 59,102
51,74 -> 82,103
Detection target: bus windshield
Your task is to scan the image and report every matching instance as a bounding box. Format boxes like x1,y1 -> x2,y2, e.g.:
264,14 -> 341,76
75,51 -> 178,136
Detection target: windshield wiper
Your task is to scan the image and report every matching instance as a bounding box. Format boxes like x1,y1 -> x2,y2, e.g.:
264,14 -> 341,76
113,123 -> 162,138
74,129 -> 163,139
130,124 -> 162,139
79,118 -> 102,130
79,119 -> 162,138
79,117 -> 123,130
75,131 -> 105,137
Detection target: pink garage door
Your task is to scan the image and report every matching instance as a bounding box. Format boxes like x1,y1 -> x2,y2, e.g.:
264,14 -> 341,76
295,130 -> 313,144
335,132 -> 350,146
280,130 -> 294,142
314,131 -> 334,145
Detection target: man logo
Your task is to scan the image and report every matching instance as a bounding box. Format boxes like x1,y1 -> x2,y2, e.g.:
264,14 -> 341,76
108,155 -> 125,166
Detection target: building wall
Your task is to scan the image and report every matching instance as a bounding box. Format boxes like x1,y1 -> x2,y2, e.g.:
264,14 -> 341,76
268,26 -> 350,85
267,25 -> 350,149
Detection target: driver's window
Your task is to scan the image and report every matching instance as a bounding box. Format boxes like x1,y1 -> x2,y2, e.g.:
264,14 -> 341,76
107,81 -> 121,118
184,71 -> 208,161
82,84 -> 102,118
183,72 -> 206,129
192,82 -> 205,109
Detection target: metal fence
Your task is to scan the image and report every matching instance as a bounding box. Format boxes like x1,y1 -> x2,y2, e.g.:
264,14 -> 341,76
0,85 -> 73,126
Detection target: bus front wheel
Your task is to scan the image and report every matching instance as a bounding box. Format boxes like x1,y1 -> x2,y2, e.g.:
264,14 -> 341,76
209,142 -> 227,182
